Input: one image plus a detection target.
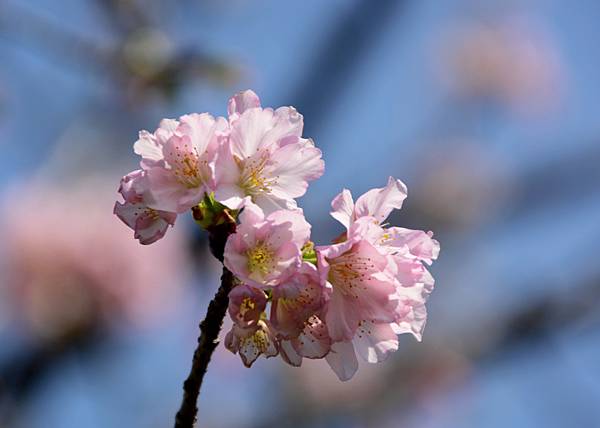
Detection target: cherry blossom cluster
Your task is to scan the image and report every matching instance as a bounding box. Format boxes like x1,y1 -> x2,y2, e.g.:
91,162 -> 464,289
114,90 -> 439,380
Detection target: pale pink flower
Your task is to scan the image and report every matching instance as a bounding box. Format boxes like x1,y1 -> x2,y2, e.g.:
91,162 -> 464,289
228,284 -> 267,328
214,90 -> 324,214
224,320 -> 278,367
135,113 -> 228,213
317,218 -> 399,342
320,179 -> 440,380
329,177 -> 439,290
113,169 -> 177,245
223,201 -> 311,288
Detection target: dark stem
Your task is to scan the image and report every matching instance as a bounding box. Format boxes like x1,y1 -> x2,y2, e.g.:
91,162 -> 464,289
174,220 -> 236,428
174,266 -> 234,427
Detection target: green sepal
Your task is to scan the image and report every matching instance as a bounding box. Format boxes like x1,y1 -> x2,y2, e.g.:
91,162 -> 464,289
192,193 -> 238,231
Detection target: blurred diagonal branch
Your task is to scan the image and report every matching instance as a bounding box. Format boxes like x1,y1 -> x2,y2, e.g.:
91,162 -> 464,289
0,1 -> 239,102
288,0 -> 408,136
0,2 -> 113,71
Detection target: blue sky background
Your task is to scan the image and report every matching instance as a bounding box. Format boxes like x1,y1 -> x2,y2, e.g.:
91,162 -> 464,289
1,0 -> 599,427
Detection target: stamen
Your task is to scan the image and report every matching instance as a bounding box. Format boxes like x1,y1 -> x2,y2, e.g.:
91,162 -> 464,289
328,252 -> 376,298
239,153 -> 278,196
246,242 -> 275,275
169,143 -> 206,188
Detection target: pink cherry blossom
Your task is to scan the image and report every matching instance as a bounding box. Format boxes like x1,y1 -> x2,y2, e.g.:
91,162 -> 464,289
135,113 -> 228,213
317,218 -> 399,342
224,320 -> 278,367
228,284 -> 267,328
113,170 -> 177,245
319,179 -> 440,380
223,201 -> 311,288
214,90 -> 324,214
112,92 -> 440,387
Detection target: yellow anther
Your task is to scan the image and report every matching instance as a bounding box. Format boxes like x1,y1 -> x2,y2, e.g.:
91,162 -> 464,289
246,242 -> 274,275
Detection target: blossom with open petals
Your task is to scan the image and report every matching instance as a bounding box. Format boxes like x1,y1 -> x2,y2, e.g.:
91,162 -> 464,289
136,113 -> 228,213
113,170 -> 177,245
224,320 -> 278,367
223,201 -> 311,288
321,179 -> 440,380
316,217 -> 399,380
214,90 -> 324,214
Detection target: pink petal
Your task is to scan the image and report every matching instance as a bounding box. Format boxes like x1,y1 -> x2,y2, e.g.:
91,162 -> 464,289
387,227 -> 440,264
133,118 -> 178,168
252,193 -> 296,215
271,263 -> 324,338
238,199 -> 265,225
229,108 -> 277,158
227,89 -> 261,117
178,113 -> 227,155
325,341 -> 358,381
118,170 -> 146,203
354,321 -> 399,363
267,139 -> 324,199
330,189 -> 354,229
279,340 -> 303,367
293,315 -> 331,359
145,167 -> 204,213
225,321 -> 278,368
354,177 -> 408,223
266,209 -> 311,249
259,106 -> 304,149
113,201 -> 176,245
213,140 -> 245,209
324,287 -> 361,341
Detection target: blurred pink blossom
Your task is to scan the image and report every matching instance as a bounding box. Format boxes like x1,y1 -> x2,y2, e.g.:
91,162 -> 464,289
435,16 -> 564,115
1,179 -> 188,342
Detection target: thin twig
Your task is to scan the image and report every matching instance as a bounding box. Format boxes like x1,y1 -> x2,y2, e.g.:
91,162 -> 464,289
174,266 -> 234,428
174,219 -> 237,428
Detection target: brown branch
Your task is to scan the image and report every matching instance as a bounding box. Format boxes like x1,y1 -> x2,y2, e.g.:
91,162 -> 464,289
174,266 -> 234,427
174,219 -> 237,428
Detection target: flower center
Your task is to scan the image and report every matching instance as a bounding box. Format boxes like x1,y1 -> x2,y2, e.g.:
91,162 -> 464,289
328,253 -> 375,299
246,242 -> 275,275
246,323 -> 272,352
239,297 -> 256,317
169,144 -> 207,188
238,153 -> 277,196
